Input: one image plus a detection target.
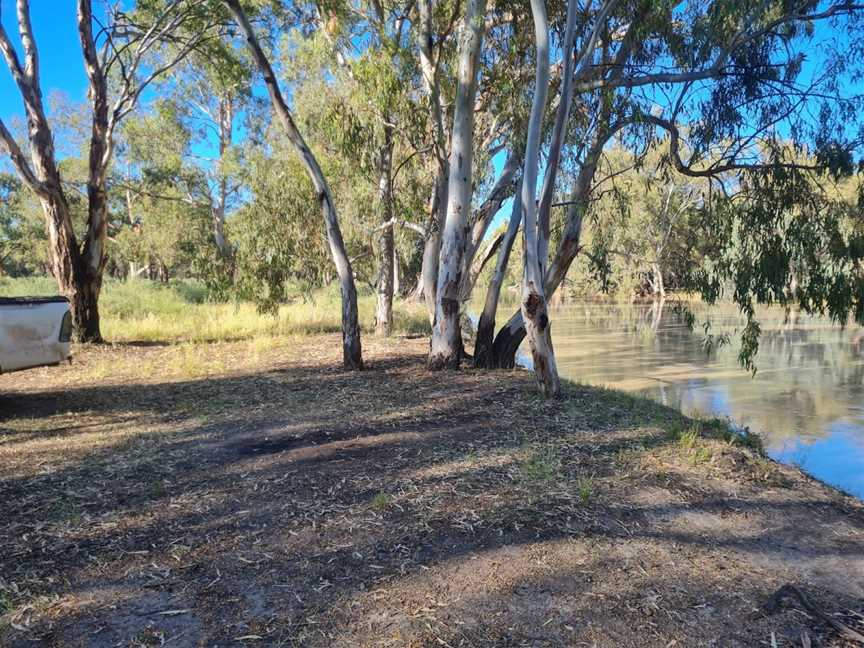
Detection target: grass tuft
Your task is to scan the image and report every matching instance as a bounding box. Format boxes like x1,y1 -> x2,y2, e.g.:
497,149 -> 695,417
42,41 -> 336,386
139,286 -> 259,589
371,493 -> 391,510
519,443 -> 562,483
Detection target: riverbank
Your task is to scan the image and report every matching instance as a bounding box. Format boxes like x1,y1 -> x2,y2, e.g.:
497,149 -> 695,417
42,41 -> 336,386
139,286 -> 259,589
2,333 -> 863,647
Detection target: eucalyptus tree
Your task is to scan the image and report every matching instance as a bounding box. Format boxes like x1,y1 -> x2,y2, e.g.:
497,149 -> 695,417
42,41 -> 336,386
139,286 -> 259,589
428,0 -> 489,369
586,142 -> 705,299
0,174 -> 44,275
0,0 -> 223,341
155,48 -> 253,259
223,0 -> 363,369
414,0 -> 456,317
307,0 -> 427,337
517,0 -> 559,395
110,101 -> 214,282
483,0 -> 864,373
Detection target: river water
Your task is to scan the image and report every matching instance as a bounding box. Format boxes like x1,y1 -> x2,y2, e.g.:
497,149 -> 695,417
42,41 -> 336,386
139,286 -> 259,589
516,301 -> 864,499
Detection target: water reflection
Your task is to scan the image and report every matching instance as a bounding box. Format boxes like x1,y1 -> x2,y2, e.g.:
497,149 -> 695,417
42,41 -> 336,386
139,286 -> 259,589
542,301 -> 864,499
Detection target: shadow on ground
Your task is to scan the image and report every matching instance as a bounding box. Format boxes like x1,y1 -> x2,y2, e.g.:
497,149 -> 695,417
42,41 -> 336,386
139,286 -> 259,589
1,337 -> 862,647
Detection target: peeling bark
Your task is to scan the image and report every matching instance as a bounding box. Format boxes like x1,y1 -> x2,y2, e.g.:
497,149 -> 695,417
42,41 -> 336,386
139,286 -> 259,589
226,0 -> 362,369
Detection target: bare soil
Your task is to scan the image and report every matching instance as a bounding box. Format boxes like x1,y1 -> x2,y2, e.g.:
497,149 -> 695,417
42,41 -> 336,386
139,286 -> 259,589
1,334 -> 863,647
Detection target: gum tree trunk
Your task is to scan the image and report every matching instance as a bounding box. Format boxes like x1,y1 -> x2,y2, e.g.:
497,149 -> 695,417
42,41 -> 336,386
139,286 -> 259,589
0,1 -> 104,341
2,0 -> 214,342
80,5 -> 111,341
536,0 -> 578,272
491,117 -> 627,369
518,0 -> 560,397
419,175 -> 445,322
459,152 -> 520,289
226,0 -> 363,369
428,0 -> 488,370
417,0 -> 450,323
213,94 -> 233,256
375,130 -> 395,337
475,185 -> 522,368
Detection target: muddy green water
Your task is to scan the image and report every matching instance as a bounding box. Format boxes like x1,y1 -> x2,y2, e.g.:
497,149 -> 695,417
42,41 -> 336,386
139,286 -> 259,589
512,301 -> 864,499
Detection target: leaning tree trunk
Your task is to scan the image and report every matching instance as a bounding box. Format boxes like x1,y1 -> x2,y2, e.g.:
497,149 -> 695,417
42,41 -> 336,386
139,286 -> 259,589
518,0 -> 560,397
536,0 -> 578,272
475,184 -> 522,368
375,133 -> 395,337
428,0 -> 488,370
492,207 -> 586,369
490,115 -> 627,369
226,0 -> 362,369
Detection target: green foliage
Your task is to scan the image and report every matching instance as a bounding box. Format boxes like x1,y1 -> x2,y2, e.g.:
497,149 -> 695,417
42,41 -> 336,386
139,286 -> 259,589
230,152 -> 332,313
0,175 -> 48,276
574,141 -> 708,300
687,165 -> 864,370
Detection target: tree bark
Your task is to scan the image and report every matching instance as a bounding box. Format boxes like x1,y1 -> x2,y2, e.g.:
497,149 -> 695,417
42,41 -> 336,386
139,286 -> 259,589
518,0 -> 560,397
0,0 -> 105,341
375,130 -> 395,337
416,0 -> 450,323
419,174 -> 445,323
457,151 -> 520,299
225,0 -> 362,369
651,262 -> 665,298
393,246 -> 401,297
460,228 -> 504,302
428,0 -> 488,370
213,94 -> 233,256
491,116 -> 627,369
536,0 -> 578,274
475,184 -> 522,368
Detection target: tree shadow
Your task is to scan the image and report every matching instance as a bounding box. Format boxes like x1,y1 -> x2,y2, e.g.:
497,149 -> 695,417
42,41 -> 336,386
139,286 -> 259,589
1,352 -> 862,647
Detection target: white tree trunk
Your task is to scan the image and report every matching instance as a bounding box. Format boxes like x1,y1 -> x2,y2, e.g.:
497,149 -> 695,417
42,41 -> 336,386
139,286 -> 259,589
428,0 -> 488,370
417,0 -> 450,323
536,0 -> 579,273
519,0 -> 560,397
375,131 -> 395,337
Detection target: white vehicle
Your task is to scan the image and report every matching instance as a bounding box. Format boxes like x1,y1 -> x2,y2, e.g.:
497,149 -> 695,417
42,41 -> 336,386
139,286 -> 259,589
0,296 -> 73,374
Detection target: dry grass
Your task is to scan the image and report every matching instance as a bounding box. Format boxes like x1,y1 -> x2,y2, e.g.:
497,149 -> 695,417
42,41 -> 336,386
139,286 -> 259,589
0,276 -> 431,344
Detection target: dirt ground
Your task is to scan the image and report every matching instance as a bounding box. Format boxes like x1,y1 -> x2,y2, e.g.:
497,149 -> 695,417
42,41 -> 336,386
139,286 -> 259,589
1,334 -> 863,647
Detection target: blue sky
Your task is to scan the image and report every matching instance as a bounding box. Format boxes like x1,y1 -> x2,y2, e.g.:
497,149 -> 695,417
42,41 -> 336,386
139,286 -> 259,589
0,3 -> 88,124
